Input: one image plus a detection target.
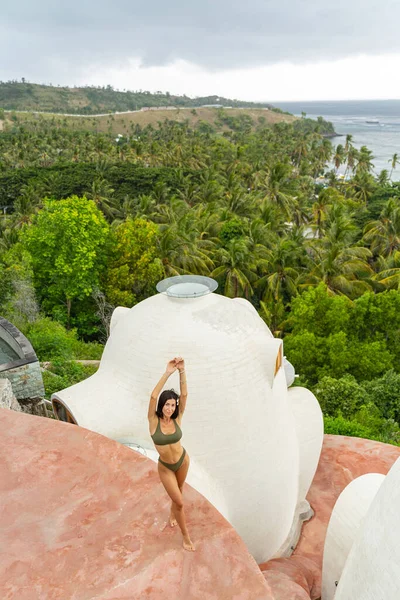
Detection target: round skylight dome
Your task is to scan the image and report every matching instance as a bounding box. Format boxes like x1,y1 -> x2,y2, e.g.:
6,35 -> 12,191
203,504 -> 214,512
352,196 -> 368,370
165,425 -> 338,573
156,275 -> 218,298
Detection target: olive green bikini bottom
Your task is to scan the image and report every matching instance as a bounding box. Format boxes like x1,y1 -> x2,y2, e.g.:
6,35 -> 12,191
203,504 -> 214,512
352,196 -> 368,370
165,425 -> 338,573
158,448 -> 186,472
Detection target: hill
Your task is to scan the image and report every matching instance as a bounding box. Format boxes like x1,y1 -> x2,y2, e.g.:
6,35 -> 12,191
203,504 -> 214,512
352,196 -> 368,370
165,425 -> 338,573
4,106 -> 295,135
0,81 -> 273,114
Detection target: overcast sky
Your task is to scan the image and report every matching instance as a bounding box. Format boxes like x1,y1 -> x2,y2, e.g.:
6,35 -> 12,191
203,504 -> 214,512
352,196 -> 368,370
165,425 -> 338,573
2,0 -> 400,101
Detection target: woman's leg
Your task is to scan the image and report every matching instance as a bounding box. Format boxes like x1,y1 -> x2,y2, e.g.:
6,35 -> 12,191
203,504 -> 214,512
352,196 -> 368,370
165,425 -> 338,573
170,453 -> 190,527
158,460 -> 195,551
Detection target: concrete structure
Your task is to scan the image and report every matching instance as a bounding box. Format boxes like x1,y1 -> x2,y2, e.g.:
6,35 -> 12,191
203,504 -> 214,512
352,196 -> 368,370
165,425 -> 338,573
321,473 -> 384,600
52,276 -> 323,563
260,435 -> 400,599
0,316 -> 44,411
327,456 -> 400,599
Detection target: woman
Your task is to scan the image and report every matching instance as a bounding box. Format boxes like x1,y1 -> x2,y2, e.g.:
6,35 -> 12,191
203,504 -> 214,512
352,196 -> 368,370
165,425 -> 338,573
148,357 -> 195,551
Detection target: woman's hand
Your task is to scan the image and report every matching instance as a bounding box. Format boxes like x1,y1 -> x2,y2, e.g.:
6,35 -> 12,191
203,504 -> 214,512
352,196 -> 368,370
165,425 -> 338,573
166,359 -> 178,375
175,357 -> 185,372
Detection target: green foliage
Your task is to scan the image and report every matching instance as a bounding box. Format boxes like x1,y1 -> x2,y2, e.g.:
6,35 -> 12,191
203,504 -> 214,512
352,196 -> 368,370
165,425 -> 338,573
314,375 -> 366,418
362,370 -> 400,423
286,284 -> 351,337
324,414 -> 378,439
42,359 -> 98,398
350,291 -> 400,364
196,120 -> 216,135
293,115 -> 335,135
324,411 -> 400,446
22,317 -> 79,360
270,107 -> 291,116
219,219 -> 245,245
2,89 -> 400,451
104,217 -> 163,306
0,163 -> 184,208
0,261 -> 14,308
284,284 -> 395,384
21,317 -> 104,361
312,371 -> 400,445
0,82 -> 272,113
0,245 -> 40,330
21,196 -> 110,326
73,341 -> 103,360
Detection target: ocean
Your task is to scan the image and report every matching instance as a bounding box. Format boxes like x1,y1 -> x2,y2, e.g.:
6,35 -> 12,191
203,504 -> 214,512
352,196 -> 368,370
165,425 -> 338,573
273,100 -> 400,177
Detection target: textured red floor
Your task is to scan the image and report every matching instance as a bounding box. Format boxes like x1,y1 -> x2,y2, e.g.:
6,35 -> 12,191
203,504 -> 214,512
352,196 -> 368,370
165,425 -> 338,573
0,409 -> 268,600
2,408 -> 400,600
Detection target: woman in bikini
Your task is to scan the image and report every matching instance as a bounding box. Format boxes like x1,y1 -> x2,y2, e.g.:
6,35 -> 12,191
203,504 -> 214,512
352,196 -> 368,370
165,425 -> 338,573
148,357 -> 195,552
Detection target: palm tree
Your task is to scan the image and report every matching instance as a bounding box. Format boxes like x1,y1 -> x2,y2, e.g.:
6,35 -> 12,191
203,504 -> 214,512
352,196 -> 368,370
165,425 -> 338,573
373,252 -> 400,290
12,182 -> 46,228
0,226 -> 19,251
301,205 -> 373,298
333,144 -> 345,174
261,163 -> 296,219
257,237 -> 303,305
156,208 -> 215,277
356,146 -> 375,175
294,138 -> 309,167
343,145 -> 359,181
211,238 -> 258,298
302,242 -> 373,298
344,134 -> 353,153
377,169 -> 390,186
349,172 -> 376,205
389,153 -> 400,180
312,138 -> 332,178
85,179 -> 117,220
363,199 -> 400,257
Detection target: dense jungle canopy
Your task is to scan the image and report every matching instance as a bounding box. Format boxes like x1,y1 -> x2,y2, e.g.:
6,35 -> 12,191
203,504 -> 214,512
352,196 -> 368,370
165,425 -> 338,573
1,104 -> 400,444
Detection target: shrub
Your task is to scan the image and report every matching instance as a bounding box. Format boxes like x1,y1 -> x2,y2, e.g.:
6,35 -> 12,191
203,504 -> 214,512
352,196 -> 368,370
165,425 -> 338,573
22,317 -> 78,361
284,285 -> 395,384
353,403 -> 400,445
324,412 -> 400,446
314,375 -> 366,418
362,370 -> 400,423
324,414 -> 376,439
72,340 -> 104,360
42,359 -> 98,398
219,219 -> 245,245
22,317 -> 104,361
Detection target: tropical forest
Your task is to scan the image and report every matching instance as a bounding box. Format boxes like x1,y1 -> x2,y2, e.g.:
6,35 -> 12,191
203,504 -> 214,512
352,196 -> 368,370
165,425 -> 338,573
1,84 -> 400,446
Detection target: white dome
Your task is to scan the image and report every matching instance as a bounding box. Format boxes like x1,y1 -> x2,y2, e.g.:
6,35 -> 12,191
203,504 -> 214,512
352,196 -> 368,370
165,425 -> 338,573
52,281 -> 322,562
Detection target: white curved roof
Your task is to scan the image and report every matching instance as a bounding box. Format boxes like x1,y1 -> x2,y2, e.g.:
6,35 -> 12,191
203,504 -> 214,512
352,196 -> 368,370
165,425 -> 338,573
53,283 -> 322,562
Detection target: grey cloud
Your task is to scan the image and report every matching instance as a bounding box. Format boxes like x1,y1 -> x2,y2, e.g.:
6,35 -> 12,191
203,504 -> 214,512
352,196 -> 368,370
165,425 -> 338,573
2,0 -> 399,82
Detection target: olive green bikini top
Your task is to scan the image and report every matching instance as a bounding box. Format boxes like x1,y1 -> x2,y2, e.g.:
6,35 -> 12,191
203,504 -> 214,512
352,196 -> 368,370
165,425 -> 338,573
151,418 -> 182,446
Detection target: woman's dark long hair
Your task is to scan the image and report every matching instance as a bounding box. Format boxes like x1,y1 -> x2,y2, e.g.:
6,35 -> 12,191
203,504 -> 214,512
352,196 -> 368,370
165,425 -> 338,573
156,389 -> 180,419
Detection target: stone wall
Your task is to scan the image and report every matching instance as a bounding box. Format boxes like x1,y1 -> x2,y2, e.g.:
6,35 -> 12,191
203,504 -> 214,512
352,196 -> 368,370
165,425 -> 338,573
0,361 -> 45,401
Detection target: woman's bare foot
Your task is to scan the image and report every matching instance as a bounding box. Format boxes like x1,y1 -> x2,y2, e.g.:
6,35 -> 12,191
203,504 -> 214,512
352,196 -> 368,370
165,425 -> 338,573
183,535 -> 195,551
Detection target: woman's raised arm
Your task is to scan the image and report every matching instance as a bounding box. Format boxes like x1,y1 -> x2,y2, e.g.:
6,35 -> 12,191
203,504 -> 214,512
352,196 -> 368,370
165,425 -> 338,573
175,357 -> 188,415
148,359 -> 177,420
